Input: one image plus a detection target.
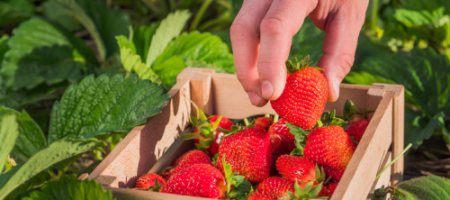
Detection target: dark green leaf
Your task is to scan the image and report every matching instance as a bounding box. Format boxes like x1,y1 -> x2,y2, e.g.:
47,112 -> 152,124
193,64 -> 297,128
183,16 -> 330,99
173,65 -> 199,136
344,72 -> 397,86
0,18 -> 86,91
133,23 -> 159,63
4,171 -> 51,200
0,35 -> 9,68
0,139 -> 106,199
0,0 -> 34,26
42,0 -> 82,32
48,74 -> 170,143
22,175 -> 114,200
375,176 -> 450,200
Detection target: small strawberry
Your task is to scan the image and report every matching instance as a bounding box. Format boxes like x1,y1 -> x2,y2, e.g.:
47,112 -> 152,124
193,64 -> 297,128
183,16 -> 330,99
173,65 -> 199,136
304,111 -> 355,181
248,191 -> 276,200
275,155 -> 317,183
269,134 -> 291,175
323,165 -> 344,182
217,126 -> 272,183
182,108 -> 233,155
254,116 -> 273,132
325,182 -> 339,196
167,149 -> 211,180
135,173 -> 166,190
256,177 -> 295,199
343,100 -> 372,143
161,164 -> 226,198
269,118 -> 296,151
270,56 -> 328,130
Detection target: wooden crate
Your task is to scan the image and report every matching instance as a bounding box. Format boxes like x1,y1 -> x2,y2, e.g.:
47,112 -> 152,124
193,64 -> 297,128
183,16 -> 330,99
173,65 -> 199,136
79,68 -> 405,200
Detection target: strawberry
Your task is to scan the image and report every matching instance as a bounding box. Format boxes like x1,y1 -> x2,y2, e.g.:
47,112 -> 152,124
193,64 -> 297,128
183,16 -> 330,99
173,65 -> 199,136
270,56 -> 328,130
304,111 -> 355,181
217,126 -> 272,183
269,118 -> 296,151
248,191 -> 276,200
161,164 -> 226,198
182,109 -> 233,155
343,100 -> 372,143
256,177 -> 295,199
325,182 -> 339,196
275,155 -> 316,183
135,173 -> 166,190
269,134 -> 291,175
254,116 -> 273,132
167,149 -> 211,180
323,165 -> 344,181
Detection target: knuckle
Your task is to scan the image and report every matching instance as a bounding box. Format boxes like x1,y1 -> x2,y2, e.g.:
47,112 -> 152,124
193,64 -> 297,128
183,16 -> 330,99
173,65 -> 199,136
260,17 -> 286,36
230,22 -> 251,39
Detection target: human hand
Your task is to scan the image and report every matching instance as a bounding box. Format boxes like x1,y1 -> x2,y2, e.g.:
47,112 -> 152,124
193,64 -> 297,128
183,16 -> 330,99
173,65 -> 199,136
231,0 -> 369,106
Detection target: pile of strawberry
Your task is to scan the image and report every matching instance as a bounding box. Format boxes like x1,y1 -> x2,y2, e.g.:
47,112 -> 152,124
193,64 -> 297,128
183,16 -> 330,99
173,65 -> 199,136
132,56 -> 371,200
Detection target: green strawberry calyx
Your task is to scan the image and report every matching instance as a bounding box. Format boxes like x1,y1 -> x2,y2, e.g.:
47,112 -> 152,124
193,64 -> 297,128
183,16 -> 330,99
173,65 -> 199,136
286,55 -> 322,74
315,165 -> 328,183
343,100 -> 374,121
288,181 -> 328,200
144,179 -> 163,192
180,107 -> 223,152
222,156 -> 253,199
220,120 -> 255,138
286,121 -> 310,156
315,110 -> 347,128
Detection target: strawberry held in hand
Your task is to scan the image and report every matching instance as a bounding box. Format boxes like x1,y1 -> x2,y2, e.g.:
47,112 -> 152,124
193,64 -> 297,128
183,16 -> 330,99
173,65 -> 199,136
270,56 -> 328,130
161,164 -> 226,198
217,125 -> 272,183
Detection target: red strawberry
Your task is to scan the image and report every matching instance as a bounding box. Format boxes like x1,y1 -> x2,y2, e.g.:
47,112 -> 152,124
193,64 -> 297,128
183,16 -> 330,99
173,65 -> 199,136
270,56 -> 328,130
248,190 -> 276,200
343,100 -> 372,143
269,134 -> 291,176
255,116 -> 273,132
135,173 -> 166,190
325,182 -> 339,196
323,165 -> 344,181
269,118 -> 296,150
183,112 -> 233,155
298,181 -> 330,197
217,126 -> 272,183
161,164 -> 226,198
275,155 -> 316,183
256,177 -> 295,199
168,149 -> 211,180
304,125 -> 355,181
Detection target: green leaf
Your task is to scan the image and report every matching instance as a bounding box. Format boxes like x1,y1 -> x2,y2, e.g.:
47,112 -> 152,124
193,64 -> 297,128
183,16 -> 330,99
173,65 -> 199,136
153,31 -> 235,74
0,112 -> 19,174
0,139 -> 106,199
0,35 -> 9,67
289,17 -> 325,66
152,56 -> 185,87
0,18 -> 87,91
22,175 -> 114,200
146,10 -> 191,66
4,171 -> 51,200
133,23 -> 159,63
41,0 -> 82,32
344,72 -> 397,85
11,109 -> 46,163
0,0 -> 34,26
394,7 -> 445,28
48,73 -> 170,143
375,176 -> 450,200
117,36 -> 162,84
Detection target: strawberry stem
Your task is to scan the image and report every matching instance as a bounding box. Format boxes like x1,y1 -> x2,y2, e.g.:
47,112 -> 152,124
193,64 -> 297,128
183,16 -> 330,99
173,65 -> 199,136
286,55 -> 314,74
264,114 -> 270,117
243,118 -> 249,126
273,114 -> 279,123
375,143 -> 412,181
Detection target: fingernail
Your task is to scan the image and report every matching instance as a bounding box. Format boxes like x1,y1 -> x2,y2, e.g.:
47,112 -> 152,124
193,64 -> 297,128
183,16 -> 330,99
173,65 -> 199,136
261,81 -> 274,99
248,92 -> 261,106
333,79 -> 341,98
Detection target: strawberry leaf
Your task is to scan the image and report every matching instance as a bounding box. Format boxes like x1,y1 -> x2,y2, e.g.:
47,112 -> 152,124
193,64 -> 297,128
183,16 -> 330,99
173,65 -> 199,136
374,176 -> 450,200
309,182 -> 323,198
189,116 -> 198,127
286,122 -> 308,156
179,133 -> 199,140
0,112 -> 19,174
212,116 -> 223,130
320,110 -> 347,127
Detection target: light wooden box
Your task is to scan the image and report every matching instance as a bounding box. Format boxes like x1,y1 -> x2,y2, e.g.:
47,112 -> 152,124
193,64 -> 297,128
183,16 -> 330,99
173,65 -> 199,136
79,68 -> 404,200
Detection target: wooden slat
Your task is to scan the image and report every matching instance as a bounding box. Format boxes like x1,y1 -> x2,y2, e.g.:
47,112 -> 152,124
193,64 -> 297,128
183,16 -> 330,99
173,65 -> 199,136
106,187 -> 215,200
190,70 -> 214,115
367,151 -> 392,200
331,92 -> 394,200
88,75 -> 193,188
325,83 -> 376,116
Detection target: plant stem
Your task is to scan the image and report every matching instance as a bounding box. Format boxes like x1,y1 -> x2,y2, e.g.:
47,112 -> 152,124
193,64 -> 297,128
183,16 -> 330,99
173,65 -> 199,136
371,0 -> 379,30
375,143 -> 412,181
190,0 -> 213,31
274,114 -> 279,123
243,118 -> 249,126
